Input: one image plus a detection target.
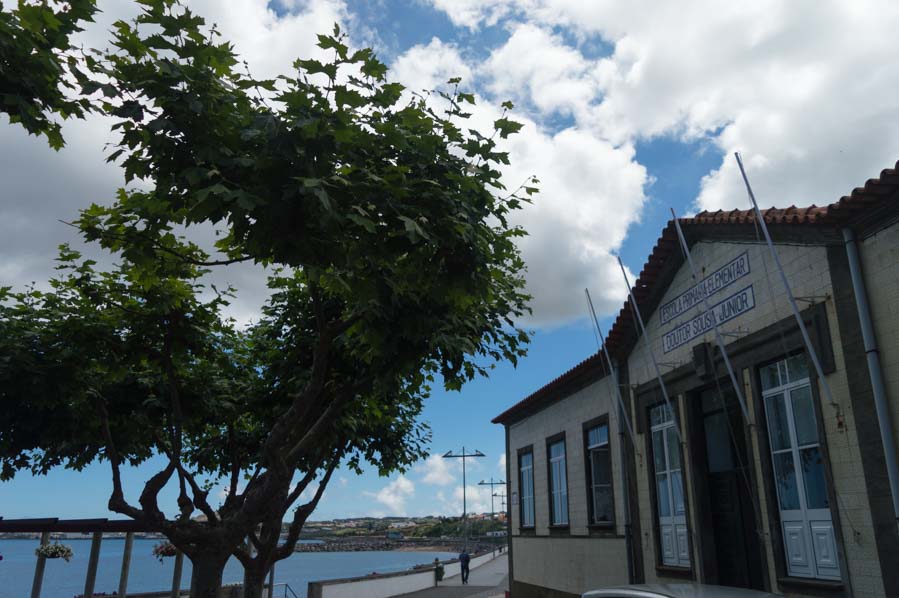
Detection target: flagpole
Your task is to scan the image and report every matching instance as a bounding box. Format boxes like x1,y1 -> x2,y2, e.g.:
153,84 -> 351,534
616,256 -> 683,442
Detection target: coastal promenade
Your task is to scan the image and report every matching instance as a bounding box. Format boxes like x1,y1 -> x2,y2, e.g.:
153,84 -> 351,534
402,554 -> 508,598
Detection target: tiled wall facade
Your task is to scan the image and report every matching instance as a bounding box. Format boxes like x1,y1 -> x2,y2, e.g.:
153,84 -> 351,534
625,239 -> 885,596
861,221 -> 899,458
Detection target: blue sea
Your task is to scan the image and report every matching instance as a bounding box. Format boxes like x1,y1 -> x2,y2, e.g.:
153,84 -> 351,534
0,539 -> 454,598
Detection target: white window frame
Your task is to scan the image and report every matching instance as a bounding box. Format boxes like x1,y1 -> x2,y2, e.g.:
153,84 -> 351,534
761,356 -> 841,581
586,423 -> 614,525
650,404 -> 691,568
518,451 -> 535,528
548,438 -> 568,526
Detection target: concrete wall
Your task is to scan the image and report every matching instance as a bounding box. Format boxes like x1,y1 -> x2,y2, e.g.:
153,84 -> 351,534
512,535 -> 628,596
625,239 -> 884,596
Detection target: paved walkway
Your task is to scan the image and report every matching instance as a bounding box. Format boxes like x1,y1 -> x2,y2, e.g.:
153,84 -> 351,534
401,554 -> 508,598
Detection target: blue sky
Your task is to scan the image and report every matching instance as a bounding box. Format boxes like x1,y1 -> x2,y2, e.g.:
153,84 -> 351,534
2,0 -> 899,521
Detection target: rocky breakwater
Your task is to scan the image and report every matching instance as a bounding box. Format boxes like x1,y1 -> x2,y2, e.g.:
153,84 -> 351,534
294,538 -> 397,553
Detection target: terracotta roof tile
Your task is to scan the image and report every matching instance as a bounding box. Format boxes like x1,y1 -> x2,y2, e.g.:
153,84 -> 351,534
493,160 -> 899,425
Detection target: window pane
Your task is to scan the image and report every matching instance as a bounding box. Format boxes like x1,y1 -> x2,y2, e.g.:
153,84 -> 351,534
671,470 -> 685,515
800,447 -> 829,509
522,495 -> 534,526
765,393 -> 791,451
786,354 -> 809,383
559,489 -> 568,524
520,452 -> 532,468
552,492 -> 561,523
666,428 -> 681,470
773,452 -> 800,511
651,404 -> 671,426
588,424 -> 608,448
593,486 -> 613,523
760,362 -> 781,390
652,430 -> 666,472
592,447 -> 611,485
656,473 -> 671,516
791,385 -> 819,446
550,440 -> 565,460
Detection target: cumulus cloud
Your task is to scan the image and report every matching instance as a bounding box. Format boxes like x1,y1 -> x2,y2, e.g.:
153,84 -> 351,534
416,454 -> 456,486
364,476 -> 415,515
390,37 -> 645,326
427,0 -> 899,217
426,0 -> 517,30
391,37 -> 472,92
497,454 -> 506,473
436,484 -> 495,515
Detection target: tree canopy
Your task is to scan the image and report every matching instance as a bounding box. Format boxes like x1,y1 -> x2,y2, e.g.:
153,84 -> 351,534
0,1 -> 534,595
0,0 -> 98,148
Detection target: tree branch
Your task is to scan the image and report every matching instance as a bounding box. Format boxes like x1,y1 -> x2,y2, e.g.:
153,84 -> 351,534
286,379 -> 368,463
283,467 -> 319,511
156,438 -> 220,525
276,452 -> 341,560
59,219 -> 253,267
94,393 -> 144,520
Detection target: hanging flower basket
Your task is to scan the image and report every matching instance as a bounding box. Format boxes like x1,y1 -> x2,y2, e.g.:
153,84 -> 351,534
35,542 -> 74,562
152,542 -> 178,562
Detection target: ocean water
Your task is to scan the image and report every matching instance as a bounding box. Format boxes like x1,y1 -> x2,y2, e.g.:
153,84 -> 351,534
0,539 -> 454,598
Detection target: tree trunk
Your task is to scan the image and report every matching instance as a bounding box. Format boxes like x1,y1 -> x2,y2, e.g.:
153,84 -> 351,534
189,551 -> 230,598
242,563 -> 268,598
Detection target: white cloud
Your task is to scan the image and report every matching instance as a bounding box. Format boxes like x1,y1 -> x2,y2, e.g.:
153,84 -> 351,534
426,0 -> 899,219
364,476 -> 415,515
390,41 -> 646,326
416,454 -> 456,486
437,484 -> 496,515
483,23 -> 598,119
425,0 -> 517,30
497,454 -> 506,473
391,37 -> 472,92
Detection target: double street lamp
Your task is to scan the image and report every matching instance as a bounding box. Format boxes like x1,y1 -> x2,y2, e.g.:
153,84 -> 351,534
477,478 -> 506,520
442,447 -> 485,549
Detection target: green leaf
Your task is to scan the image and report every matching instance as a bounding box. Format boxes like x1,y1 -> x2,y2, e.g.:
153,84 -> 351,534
493,117 -> 523,139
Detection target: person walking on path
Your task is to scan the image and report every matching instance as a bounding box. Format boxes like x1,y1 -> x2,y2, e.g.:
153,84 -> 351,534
459,549 -> 471,585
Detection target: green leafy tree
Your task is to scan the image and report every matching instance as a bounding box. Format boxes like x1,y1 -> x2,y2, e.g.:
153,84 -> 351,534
0,0 -> 98,148
1,1 -> 535,595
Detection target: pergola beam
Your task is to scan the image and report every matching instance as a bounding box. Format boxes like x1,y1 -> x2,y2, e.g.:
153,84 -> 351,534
0,517 -> 148,533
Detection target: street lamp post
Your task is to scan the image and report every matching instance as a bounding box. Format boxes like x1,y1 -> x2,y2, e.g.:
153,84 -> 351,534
442,447 -> 485,550
478,478 -> 505,520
